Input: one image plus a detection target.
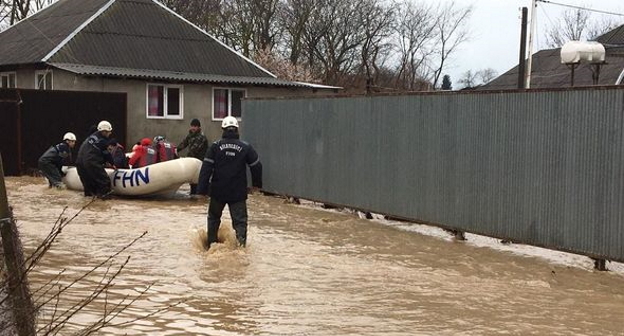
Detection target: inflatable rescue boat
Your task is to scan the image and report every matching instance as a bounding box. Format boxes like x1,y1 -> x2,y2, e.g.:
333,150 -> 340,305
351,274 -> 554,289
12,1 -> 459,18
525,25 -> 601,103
63,157 -> 202,197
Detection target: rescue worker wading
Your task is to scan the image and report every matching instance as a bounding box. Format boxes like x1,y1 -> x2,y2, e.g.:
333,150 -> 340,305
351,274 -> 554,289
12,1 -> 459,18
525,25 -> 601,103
76,120 -> 114,198
38,132 -> 77,189
197,116 -> 262,249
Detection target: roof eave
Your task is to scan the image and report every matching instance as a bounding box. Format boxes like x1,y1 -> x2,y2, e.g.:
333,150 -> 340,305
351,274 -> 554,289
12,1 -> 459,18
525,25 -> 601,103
49,63 -> 338,89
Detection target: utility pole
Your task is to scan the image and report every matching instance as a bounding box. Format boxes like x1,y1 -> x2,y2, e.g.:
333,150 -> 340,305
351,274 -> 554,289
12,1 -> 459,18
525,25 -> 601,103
525,0 -> 537,88
518,7 -> 528,89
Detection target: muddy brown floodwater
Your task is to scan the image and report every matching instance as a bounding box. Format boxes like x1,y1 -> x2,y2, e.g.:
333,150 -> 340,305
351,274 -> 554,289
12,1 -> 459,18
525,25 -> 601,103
5,176 -> 624,335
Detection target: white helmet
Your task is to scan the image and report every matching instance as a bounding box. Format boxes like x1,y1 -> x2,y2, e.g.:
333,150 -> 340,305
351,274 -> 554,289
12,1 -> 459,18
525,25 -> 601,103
63,132 -> 76,141
221,116 -> 239,129
97,120 -> 113,132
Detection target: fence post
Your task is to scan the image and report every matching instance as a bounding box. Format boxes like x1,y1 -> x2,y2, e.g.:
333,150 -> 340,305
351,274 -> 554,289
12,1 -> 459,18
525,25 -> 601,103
0,153 -> 36,336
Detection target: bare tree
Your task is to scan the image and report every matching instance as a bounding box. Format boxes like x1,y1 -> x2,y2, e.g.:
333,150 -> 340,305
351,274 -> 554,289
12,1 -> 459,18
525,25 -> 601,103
457,67 -> 498,89
458,69 -> 478,89
307,0 -> 370,84
392,0 -> 437,90
278,0 -> 317,65
586,16 -> 622,40
477,68 -> 498,84
254,0 -> 282,52
159,0 -> 222,33
543,7 -> 624,48
545,8 -> 590,48
0,0 -> 52,29
199,0 -> 283,57
428,1 -> 472,89
252,47 -> 318,82
358,0 -> 395,91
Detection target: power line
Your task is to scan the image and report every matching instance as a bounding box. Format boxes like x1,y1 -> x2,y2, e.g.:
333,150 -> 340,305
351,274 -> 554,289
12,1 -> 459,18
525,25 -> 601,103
537,0 -> 624,17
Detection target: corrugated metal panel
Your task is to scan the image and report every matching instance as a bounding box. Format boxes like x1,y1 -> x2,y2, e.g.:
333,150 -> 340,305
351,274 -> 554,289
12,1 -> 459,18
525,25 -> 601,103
244,87 -> 624,262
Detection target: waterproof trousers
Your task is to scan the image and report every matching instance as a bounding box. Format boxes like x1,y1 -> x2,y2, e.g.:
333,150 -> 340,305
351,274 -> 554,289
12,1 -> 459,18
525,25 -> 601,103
38,160 -> 63,187
76,162 -> 111,197
207,198 -> 248,248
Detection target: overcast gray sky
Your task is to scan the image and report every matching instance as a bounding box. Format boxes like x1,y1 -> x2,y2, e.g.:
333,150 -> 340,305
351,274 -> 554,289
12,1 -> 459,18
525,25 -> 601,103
422,0 -> 624,84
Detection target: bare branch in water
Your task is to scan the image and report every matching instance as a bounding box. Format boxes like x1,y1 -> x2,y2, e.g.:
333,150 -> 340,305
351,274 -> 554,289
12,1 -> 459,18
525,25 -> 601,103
1,194 -> 174,335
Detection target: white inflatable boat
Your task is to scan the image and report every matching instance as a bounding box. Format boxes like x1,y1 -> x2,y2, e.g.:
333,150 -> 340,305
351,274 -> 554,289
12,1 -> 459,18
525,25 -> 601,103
62,157 -> 202,197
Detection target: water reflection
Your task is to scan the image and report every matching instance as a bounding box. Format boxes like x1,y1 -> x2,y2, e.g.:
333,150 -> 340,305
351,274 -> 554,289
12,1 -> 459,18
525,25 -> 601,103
5,176 -> 624,335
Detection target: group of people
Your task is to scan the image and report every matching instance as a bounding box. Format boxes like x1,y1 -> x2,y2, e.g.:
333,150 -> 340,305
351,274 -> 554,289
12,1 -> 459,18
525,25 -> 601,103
128,135 -> 179,168
38,120 -> 116,196
37,116 -> 263,249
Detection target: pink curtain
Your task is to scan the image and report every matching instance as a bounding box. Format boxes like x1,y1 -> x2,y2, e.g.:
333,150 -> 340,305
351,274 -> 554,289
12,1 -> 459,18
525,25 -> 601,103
213,89 -> 228,119
148,85 -> 164,116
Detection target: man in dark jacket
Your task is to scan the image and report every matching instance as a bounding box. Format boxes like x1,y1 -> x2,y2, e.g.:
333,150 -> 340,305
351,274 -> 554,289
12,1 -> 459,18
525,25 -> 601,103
197,116 -> 262,248
38,132 -> 77,189
178,118 -> 208,196
76,120 -> 114,197
107,138 -> 129,169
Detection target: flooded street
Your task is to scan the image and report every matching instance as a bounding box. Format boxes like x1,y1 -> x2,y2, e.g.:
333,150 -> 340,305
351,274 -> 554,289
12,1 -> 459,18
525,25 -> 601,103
6,176 -> 624,335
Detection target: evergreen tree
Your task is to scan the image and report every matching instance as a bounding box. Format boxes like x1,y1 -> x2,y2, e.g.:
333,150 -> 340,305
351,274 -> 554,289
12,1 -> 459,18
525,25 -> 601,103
441,74 -> 452,90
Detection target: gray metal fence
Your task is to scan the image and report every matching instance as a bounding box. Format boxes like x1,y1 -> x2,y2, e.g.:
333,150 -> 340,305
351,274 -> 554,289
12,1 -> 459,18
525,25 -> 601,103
243,87 -> 624,262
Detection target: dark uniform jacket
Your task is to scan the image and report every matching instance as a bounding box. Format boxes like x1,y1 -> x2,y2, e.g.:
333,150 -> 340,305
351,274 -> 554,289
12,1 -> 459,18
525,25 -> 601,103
38,142 -> 72,170
76,132 -> 113,168
197,132 -> 262,203
178,130 -> 208,160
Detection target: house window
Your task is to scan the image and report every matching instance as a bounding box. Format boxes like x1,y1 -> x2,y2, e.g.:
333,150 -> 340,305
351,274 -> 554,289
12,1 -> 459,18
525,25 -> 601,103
35,71 -> 51,90
213,88 -> 245,120
0,72 -> 16,88
146,84 -> 183,119
35,70 -> 53,90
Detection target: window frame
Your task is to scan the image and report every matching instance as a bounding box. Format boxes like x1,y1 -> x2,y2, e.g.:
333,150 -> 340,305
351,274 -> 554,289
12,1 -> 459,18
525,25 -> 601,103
35,70 -> 53,90
145,83 -> 184,120
0,72 -> 16,88
212,87 -> 247,121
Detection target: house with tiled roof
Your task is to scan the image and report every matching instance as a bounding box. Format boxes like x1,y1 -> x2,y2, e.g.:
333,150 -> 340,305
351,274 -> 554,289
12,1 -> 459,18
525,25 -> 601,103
479,24 -> 624,90
0,0 -> 338,143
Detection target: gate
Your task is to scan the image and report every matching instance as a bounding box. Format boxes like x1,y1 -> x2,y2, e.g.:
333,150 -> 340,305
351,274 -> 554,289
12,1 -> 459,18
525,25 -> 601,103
0,89 -> 127,176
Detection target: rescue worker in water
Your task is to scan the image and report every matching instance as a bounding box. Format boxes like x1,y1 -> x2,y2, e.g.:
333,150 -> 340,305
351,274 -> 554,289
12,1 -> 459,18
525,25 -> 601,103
38,132 -> 77,189
197,116 -> 262,249
75,120 -> 114,198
